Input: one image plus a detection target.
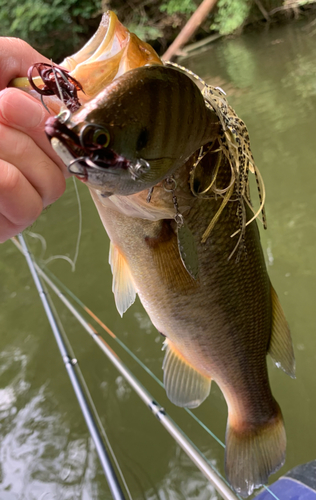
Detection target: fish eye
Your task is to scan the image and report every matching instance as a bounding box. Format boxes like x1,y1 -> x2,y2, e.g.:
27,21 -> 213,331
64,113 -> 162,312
79,123 -> 111,150
92,128 -> 110,148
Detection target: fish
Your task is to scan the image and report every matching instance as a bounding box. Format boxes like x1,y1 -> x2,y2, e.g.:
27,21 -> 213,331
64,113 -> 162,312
45,68 -> 295,497
12,12 -> 295,497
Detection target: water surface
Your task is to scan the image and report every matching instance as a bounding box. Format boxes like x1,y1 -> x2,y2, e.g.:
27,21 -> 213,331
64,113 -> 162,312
0,17 -> 316,500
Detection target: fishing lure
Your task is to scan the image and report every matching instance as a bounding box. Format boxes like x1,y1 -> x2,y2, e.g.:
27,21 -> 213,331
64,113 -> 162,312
165,61 -> 267,259
27,63 -> 83,112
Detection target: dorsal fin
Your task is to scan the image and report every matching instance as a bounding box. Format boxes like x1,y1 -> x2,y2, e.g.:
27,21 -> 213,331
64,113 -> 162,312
109,242 -> 137,317
268,285 -> 295,378
162,339 -> 211,408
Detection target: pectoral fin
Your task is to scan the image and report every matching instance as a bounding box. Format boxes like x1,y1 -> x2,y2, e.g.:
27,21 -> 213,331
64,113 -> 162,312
162,339 -> 211,408
268,285 -> 295,378
109,242 -> 137,317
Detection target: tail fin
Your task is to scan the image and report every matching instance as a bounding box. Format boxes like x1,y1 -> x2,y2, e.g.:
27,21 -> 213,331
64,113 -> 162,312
225,403 -> 286,498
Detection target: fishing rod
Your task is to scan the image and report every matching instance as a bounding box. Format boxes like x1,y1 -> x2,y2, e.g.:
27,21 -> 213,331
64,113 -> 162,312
23,253 -> 281,500
17,233 -> 126,500
13,235 -> 239,500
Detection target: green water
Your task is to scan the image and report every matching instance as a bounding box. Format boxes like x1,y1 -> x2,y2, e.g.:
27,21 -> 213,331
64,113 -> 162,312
1,18 -> 316,500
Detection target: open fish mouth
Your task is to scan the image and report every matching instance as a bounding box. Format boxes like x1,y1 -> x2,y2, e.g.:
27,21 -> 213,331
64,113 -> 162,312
45,113 -> 130,180
10,11 -> 162,115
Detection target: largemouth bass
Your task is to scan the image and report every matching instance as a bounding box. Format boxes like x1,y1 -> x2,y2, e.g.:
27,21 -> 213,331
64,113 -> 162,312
12,12 -> 295,497
45,69 -> 295,497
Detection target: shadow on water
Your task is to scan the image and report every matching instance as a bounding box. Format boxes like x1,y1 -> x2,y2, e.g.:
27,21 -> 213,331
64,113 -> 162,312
0,17 -> 316,500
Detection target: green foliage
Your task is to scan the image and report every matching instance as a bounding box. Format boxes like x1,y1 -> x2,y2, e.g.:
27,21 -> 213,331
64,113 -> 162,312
211,0 -> 252,35
127,22 -> 162,42
0,0 -> 310,62
0,0 -> 102,62
160,0 -> 197,16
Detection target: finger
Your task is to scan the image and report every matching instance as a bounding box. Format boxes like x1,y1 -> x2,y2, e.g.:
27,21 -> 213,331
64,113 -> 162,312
0,122 -> 65,207
0,38 -> 51,89
0,213 -> 25,244
0,159 -> 43,227
0,88 -> 70,177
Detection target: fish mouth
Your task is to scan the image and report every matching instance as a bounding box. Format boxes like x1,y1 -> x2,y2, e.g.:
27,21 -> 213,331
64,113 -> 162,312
45,114 -> 130,179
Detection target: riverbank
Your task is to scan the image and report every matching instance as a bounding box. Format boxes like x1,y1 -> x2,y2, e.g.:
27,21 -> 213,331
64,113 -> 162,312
148,0 -> 316,58
177,2 -> 316,59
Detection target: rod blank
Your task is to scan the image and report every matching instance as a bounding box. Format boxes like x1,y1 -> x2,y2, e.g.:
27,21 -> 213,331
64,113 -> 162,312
17,233 -> 126,500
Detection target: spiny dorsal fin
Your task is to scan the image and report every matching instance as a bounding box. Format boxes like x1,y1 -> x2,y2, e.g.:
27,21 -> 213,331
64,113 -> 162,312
109,242 -> 137,317
162,339 -> 211,408
268,285 -> 295,378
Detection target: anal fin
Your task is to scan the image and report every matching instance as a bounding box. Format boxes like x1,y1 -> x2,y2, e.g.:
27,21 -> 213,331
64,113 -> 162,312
109,242 -> 137,317
268,285 -> 295,378
162,339 -> 211,409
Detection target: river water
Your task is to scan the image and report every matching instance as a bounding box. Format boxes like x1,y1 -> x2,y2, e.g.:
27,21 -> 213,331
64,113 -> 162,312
0,16 -> 316,500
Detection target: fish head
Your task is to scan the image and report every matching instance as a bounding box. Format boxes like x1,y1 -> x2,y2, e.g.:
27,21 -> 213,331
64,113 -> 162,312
45,65 -> 205,196
11,9 -> 219,196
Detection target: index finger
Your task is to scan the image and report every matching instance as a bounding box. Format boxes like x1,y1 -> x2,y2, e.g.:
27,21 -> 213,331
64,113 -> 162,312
0,37 -> 51,89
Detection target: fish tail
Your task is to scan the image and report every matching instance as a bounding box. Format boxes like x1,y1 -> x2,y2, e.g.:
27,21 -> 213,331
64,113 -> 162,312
225,401 -> 286,498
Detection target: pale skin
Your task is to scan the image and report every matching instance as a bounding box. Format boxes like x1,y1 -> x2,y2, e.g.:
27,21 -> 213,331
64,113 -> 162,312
0,38 -> 68,243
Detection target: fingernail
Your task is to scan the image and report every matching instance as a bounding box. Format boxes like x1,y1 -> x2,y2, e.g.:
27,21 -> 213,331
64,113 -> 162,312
0,89 -> 45,129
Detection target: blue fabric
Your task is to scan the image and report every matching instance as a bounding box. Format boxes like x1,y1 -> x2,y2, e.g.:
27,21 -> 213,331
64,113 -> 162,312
255,478 -> 316,500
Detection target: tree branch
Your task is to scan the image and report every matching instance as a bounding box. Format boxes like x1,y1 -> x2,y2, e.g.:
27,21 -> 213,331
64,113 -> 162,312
162,0 -> 219,61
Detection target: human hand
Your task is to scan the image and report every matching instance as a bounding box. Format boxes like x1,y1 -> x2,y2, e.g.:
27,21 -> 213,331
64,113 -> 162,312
0,38 -> 68,243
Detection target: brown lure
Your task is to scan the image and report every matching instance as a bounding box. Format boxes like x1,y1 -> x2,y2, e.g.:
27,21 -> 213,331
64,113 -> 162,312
27,63 -> 83,112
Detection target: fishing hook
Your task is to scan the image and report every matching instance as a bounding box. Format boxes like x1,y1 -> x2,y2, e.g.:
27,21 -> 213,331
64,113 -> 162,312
27,62 -> 83,112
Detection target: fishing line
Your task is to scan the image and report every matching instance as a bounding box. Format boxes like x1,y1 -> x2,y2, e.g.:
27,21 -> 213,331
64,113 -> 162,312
26,230 -> 47,260
52,62 -> 66,105
40,94 -> 51,114
262,485 -> 281,500
71,176 -> 82,269
28,177 -> 82,272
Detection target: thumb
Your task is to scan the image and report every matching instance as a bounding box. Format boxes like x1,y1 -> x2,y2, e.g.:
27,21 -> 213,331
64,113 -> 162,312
0,88 -> 68,175
0,87 -> 47,129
